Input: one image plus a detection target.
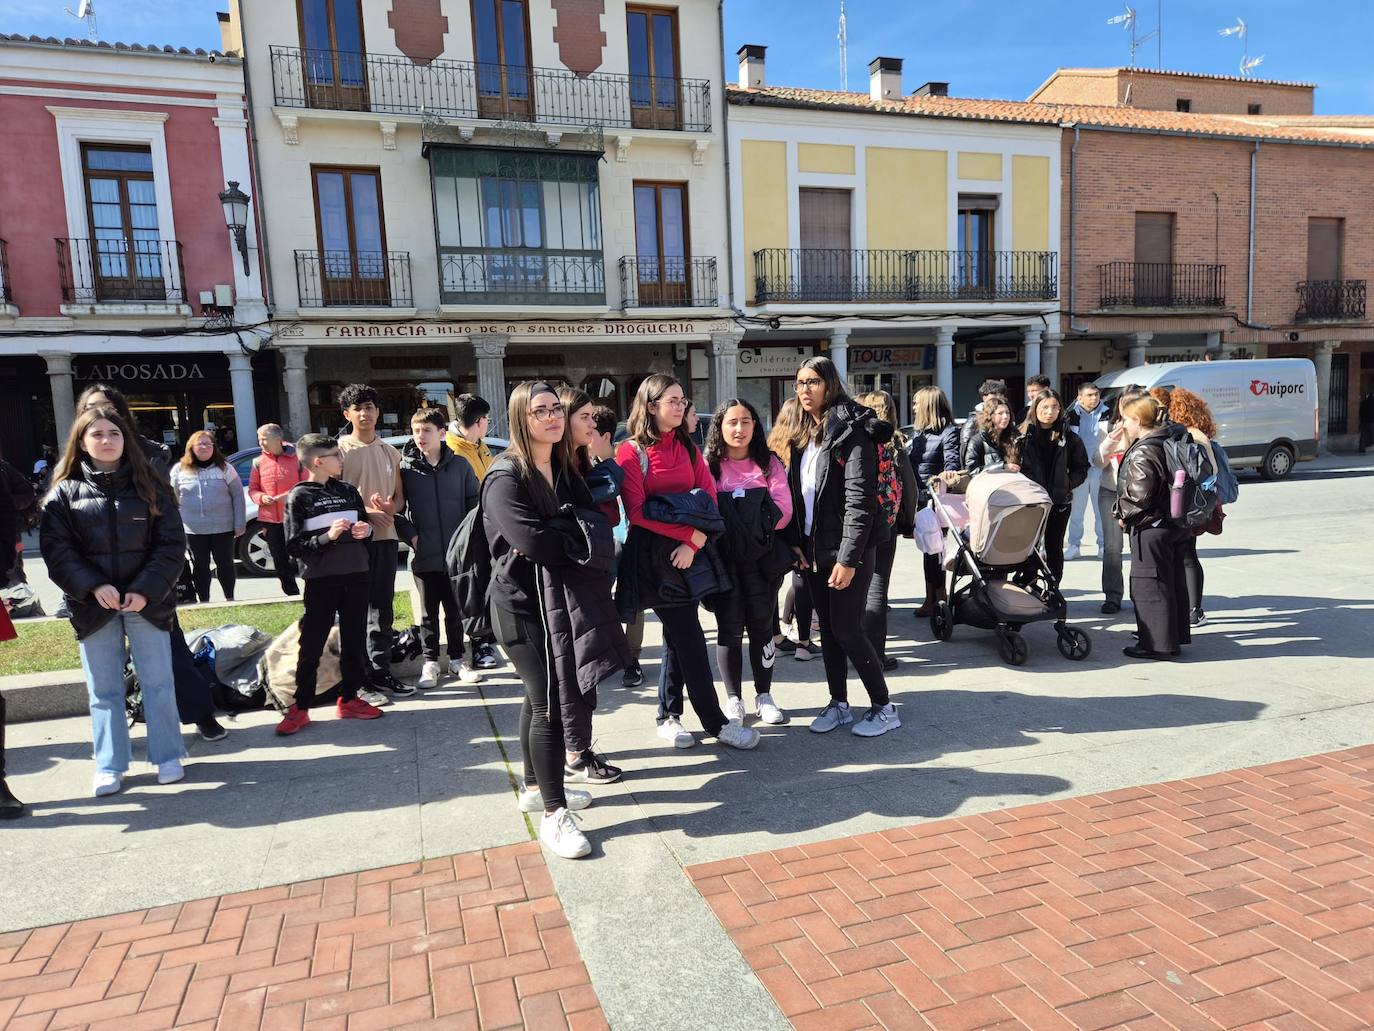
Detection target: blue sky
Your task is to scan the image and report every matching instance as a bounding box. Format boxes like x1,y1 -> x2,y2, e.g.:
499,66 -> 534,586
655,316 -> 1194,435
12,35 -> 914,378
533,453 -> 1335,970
4,1 -> 1371,113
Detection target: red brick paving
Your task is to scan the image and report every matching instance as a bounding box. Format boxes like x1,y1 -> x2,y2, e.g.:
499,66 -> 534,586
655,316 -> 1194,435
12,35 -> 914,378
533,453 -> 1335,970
689,745 -> 1374,1030
0,841 -> 608,1030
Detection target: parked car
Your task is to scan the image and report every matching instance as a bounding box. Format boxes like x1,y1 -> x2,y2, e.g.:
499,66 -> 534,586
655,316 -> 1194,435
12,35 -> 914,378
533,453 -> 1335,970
230,436 -> 507,576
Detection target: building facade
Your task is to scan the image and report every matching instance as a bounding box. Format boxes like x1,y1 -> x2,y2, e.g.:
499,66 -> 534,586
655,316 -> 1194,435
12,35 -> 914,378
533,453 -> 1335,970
232,0 -> 734,437
0,33 -> 267,467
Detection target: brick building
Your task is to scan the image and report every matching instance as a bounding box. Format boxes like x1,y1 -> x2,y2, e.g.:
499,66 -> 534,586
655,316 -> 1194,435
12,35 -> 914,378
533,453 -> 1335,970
1030,67 -> 1314,117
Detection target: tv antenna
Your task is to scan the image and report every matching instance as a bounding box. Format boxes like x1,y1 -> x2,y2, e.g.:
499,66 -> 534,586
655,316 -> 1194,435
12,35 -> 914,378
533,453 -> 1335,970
64,0 -> 98,40
1219,18 -> 1264,77
1106,4 -> 1160,68
837,0 -> 849,91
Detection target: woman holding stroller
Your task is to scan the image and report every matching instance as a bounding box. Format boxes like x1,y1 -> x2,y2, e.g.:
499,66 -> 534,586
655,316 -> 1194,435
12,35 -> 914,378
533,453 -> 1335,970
1015,389 -> 1090,585
1115,395 -> 1192,659
908,387 -> 961,617
789,357 -> 899,738
963,398 -> 1020,475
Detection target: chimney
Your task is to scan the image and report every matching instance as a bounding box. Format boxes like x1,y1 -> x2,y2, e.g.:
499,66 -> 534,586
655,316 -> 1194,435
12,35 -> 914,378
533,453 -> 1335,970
913,81 -> 948,98
737,44 -> 766,89
869,57 -> 902,102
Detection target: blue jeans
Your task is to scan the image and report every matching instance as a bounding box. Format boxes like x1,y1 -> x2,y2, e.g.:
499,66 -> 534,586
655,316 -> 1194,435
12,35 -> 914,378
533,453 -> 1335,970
1068,467 -> 1104,550
78,613 -> 185,774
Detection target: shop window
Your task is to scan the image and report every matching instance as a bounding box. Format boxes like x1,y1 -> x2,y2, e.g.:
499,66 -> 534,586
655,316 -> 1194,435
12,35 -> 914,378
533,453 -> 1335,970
582,374 -> 620,411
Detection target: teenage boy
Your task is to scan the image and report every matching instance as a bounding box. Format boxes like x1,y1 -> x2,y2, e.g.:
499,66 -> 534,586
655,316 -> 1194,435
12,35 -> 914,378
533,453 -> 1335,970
337,384 -> 412,703
1020,374 -> 1052,424
278,434 -> 384,735
444,393 -> 501,670
1066,381 -> 1110,560
398,408 -> 481,688
588,406 -> 644,688
248,423 -> 306,596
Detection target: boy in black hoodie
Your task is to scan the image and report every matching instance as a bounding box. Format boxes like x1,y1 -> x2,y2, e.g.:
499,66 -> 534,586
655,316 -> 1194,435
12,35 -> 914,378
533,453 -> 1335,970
278,434 -> 384,735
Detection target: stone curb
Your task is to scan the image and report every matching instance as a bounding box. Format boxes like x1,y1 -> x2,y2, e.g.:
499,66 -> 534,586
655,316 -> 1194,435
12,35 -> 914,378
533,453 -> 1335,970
1,670 -> 89,723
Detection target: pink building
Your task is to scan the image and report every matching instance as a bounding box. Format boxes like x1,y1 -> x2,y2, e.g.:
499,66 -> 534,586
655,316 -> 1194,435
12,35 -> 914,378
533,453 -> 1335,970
0,32 -> 267,467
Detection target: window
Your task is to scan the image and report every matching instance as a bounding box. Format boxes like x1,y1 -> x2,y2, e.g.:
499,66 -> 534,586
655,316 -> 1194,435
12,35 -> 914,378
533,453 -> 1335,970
81,144 -> 164,301
582,375 -> 620,412
432,147 -> 604,304
298,0 -> 367,110
633,181 -> 690,305
471,0 -> 533,119
626,6 -> 680,129
1175,98 -> 1191,112
957,195 -> 997,295
1133,211 -> 1175,304
1247,103 -> 1262,115
1307,217 -> 1343,283
312,166 -> 389,305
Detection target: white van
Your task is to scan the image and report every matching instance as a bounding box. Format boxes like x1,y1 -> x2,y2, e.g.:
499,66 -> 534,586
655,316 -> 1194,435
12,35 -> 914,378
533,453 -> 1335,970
1095,358 -> 1318,480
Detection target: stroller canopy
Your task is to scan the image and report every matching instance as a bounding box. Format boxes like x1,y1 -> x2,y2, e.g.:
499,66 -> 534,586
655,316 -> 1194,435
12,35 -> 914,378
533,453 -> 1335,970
965,472 -> 1052,567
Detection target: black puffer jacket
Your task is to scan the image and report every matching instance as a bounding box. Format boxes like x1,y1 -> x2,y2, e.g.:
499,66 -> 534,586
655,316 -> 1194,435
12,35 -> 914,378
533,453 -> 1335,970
712,487 -> 791,636
39,461 -> 185,640
397,441 -> 480,574
788,400 -> 891,571
964,430 -> 1015,475
1115,426 -> 1177,529
1015,426 -> 1090,506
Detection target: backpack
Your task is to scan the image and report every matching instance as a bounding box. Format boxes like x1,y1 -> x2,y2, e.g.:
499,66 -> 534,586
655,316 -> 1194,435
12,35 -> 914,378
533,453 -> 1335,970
447,500 -> 491,621
873,442 -> 902,528
1210,441 -> 1240,505
1158,433 -> 1218,531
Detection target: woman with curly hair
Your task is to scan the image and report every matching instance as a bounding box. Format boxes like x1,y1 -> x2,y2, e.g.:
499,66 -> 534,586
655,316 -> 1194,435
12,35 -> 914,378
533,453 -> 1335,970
964,397 -> 1020,475
1166,387 -> 1220,626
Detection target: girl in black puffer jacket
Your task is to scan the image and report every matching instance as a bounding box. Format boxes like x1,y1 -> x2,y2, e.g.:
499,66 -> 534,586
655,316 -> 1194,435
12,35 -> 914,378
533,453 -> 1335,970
40,407 -> 187,798
1014,389 -> 1090,585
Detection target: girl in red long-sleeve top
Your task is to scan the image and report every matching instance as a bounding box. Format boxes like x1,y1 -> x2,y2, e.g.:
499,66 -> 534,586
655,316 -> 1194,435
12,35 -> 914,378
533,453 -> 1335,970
615,375 -> 760,754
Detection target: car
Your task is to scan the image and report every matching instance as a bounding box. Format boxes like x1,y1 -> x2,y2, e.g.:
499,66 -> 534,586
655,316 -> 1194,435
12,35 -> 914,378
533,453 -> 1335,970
232,435 -> 508,576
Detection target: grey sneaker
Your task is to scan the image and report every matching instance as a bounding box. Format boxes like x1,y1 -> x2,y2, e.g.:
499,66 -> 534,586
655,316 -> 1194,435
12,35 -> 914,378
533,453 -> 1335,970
852,703 -> 901,738
358,687 -> 391,708
809,700 -> 853,733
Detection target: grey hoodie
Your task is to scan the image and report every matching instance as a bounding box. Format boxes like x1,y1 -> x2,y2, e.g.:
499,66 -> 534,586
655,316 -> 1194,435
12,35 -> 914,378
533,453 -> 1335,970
169,462 -> 246,536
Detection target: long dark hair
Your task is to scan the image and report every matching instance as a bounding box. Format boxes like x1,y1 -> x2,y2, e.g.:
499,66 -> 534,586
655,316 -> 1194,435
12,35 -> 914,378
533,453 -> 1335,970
1020,387 -> 1068,439
76,383 -> 136,426
179,429 -> 228,471
503,381 -> 579,518
790,356 -> 850,449
704,398 -> 773,478
557,384 -> 594,472
976,397 -> 1018,453
625,374 -> 697,458
52,406 -> 174,517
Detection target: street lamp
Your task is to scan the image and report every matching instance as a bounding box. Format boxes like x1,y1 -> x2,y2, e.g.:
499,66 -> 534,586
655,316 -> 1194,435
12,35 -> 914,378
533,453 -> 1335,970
219,180 -> 251,275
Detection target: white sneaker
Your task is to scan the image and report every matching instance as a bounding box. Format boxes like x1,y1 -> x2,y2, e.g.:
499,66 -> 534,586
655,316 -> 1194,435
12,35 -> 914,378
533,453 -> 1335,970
809,700 -> 853,733
724,696 -> 746,724
755,693 -> 788,725
93,772 -> 122,797
358,687 -> 391,708
1065,545 -> 1081,561
656,717 -> 694,749
449,659 -> 481,685
715,722 -> 761,750
761,639 -> 777,669
852,703 -> 901,738
418,660 -> 441,690
156,760 -> 185,785
795,643 -> 817,662
540,807 -> 591,860
518,785 -> 591,813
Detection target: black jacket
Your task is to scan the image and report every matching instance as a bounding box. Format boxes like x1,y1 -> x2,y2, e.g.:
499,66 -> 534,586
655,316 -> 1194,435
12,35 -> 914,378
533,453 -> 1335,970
893,442 -> 919,538
713,486 -> 790,635
284,478 -> 371,579
616,490 -> 734,616
964,430 -> 1015,475
139,437 -> 173,483
907,422 -> 961,482
1015,426 -> 1090,506
0,470 -> 16,579
397,442 -> 480,574
957,408 -> 982,466
39,461 -> 185,640
788,400 -> 891,571
1115,428 -> 1174,529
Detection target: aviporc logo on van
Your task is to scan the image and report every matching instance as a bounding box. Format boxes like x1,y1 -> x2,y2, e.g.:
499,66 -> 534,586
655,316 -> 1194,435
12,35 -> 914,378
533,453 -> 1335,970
1250,379 -> 1306,398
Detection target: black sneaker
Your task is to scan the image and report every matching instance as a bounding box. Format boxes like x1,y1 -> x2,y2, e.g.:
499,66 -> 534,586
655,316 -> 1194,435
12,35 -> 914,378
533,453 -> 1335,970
370,671 -> 417,697
621,662 -> 644,688
564,750 -> 623,784
1190,609 -> 1208,627
0,779 -> 26,820
881,656 -> 899,672
196,716 -> 228,742
774,637 -> 797,654
474,643 -> 502,669
1101,600 -> 1121,614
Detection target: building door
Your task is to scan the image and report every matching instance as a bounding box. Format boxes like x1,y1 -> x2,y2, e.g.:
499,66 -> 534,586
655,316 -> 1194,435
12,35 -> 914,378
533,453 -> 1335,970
1329,352 -> 1349,435
472,0 -> 534,120
633,182 -> 690,305
313,167 -> 389,306
626,6 -> 681,130
299,0 -> 368,111
82,144 -> 164,302
1134,211 -> 1175,305
799,188 -> 851,299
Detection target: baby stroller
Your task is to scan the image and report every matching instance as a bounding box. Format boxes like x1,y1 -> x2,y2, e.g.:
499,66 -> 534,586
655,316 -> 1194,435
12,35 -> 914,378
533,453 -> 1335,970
926,472 -> 1091,666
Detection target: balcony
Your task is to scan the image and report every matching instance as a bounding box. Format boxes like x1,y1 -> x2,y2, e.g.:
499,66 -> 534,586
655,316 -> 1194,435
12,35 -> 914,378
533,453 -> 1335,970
295,250 -> 413,308
619,256 -> 718,309
439,248 -> 605,306
270,46 -> 711,132
0,238 -> 12,306
56,237 -> 186,306
752,249 -> 1057,304
1296,279 -> 1366,322
1098,261 -> 1226,309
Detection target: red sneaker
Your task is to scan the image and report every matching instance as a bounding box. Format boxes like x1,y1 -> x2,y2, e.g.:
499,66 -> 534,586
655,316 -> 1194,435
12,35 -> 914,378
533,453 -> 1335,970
276,705 -> 311,736
337,697 -> 383,720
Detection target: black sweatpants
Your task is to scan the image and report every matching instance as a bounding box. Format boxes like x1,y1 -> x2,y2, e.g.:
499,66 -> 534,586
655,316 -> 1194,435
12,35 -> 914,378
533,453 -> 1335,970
1042,504 -> 1072,585
807,550 -> 890,708
0,691 -> 8,780
364,538 -> 399,676
415,570 -> 462,662
1180,535 -> 1204,614
263,522 -> 298,594
169,612 -> 214,723
1129,526 -> 1192,654
717,593 -> 777,700
653,604 -> 727,735
187,531 -> 236,602
295,574 -> 368,708
864,533 -> 898,662
791,570 -> 815,641
492,604 -> 567,811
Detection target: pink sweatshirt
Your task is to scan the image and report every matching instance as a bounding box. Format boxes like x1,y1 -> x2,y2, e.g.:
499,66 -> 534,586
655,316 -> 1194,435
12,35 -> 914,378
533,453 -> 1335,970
713,456 -> 793,530
616,434 -> 718,550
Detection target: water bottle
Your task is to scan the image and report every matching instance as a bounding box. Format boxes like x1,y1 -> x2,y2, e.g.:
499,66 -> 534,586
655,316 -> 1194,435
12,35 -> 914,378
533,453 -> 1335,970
1170,468 -> 1186,520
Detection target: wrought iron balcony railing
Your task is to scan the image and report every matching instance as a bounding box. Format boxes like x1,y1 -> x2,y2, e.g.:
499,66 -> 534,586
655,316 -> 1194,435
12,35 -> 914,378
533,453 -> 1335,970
1098,261 -> 1226,309
752,249 -> 1058,304
439,248 -> 605,306
295,250 -> 413,308
619,256 -> 718,308
270,46 -> 712,132
1296,279 -> 1366,322
56,237 -> 186,305
0,239 -> 12,305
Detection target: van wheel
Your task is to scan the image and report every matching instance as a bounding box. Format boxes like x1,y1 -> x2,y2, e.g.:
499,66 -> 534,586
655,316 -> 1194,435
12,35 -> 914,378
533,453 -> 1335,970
1259,444 -> 1295,480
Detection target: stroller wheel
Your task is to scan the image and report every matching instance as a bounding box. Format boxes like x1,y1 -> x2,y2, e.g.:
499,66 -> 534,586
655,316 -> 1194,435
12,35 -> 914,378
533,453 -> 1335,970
998,631 -> 1028,666
1057,627 -> 1092,661
930,602 -> 954,642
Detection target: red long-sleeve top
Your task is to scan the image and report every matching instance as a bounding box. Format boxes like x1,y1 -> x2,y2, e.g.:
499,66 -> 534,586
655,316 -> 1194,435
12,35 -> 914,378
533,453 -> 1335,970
615,434 -> 717,550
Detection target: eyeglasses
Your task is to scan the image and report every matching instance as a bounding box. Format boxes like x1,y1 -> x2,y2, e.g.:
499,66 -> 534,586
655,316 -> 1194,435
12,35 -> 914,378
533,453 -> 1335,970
795,378 -> 825,392
530,404 -> 566,422
654,397 -> 688,409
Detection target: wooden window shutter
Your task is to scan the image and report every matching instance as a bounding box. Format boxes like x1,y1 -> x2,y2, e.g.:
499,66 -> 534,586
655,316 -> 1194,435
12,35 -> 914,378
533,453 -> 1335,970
1134,212 -> 1174,265
1307,218 -> 1342,282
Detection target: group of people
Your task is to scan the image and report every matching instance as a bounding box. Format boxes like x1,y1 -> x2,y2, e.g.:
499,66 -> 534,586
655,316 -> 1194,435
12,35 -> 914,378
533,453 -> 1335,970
0,357 -> 1234,855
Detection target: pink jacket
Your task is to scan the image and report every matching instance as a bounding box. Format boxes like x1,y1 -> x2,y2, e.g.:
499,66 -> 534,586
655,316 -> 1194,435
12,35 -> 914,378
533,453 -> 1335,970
713,456 -> 793,530
248,449 -> 306,524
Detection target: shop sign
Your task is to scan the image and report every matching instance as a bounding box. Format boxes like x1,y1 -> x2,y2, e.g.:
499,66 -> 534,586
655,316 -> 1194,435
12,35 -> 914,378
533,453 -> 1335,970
74,361 -> 209,382
736,346 -> 815,378
1146,347 -> 1255,364
850,345 -> 935,370
292,319 -> 731,341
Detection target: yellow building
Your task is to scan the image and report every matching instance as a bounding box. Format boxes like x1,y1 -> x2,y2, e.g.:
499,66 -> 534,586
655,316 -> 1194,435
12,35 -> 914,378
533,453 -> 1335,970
726,47 -> 1062,416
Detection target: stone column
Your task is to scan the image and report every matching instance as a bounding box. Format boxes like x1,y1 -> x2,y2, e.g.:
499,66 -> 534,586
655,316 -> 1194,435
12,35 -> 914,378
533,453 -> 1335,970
41,351 -> 76,446
934,325 -> 955,400
829,327 -> 851,386
1314,340 -> 1338,452
1204,331 -> 1223,360
707,330 -> 742,410
1042,331 -> 1064,390
1127,331 -> 1153,369
1022,326 -> 1042,381
225,350 -> 259,453
280,345 -> 311,438
472,333 -> 509,437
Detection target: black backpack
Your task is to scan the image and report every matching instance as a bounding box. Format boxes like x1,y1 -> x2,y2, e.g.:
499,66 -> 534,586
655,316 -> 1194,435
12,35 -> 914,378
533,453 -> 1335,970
447,500 -> 491,621
1158,433 -> 1218,531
